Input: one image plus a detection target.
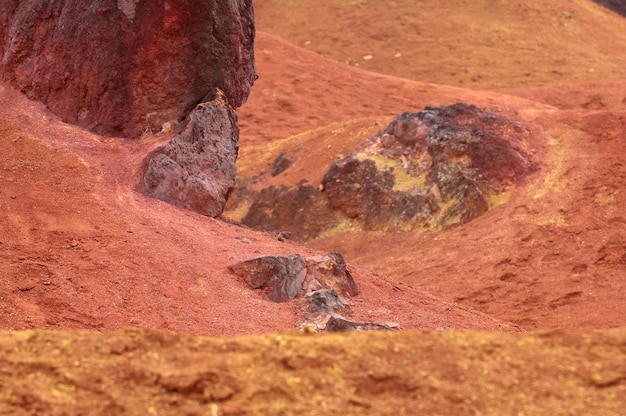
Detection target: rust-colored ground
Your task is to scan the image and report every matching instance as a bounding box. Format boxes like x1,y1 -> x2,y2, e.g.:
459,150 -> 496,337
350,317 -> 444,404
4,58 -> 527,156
1,0 -> 625,414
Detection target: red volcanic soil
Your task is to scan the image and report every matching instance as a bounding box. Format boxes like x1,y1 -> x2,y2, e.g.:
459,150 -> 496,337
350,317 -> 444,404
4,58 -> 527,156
0,83 -> 513,335
232,1 -> 626,331
1,0 -> 626,413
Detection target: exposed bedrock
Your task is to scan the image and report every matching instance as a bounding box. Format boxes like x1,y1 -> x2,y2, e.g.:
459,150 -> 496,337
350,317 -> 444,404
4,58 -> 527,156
0,0 -> 256,138
229,103 -> 538,241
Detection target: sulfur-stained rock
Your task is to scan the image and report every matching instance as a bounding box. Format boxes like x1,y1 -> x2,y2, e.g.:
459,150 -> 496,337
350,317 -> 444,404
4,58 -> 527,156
230,103 -> 537,241
140,90 -> 238,217
321,103 -> 536,231
0,0 -> 256,138
229,252 -> 358,302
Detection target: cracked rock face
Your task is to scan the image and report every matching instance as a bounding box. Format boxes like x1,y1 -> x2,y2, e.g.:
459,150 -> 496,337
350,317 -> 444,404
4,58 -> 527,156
0,0 -> 256,138
229,103 -> 538,241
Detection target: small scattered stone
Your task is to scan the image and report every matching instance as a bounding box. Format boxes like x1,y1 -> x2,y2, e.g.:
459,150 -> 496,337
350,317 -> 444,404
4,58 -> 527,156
271,152 -> 294,177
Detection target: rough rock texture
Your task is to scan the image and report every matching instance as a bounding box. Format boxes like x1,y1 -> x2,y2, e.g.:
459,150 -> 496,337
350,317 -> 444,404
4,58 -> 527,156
0,0 -> 256,138
241,181 -> 341,241
229,252 -> 358,302
141,90 -> 238,217
307,289 -> 352,315
322,103 -> 536,231
298,289 -> 399,332
234,104 -> 537,241
325,316 -> 398,332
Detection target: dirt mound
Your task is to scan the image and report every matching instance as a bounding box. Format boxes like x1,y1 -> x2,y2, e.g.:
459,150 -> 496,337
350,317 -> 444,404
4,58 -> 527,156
1,329 -> 624,415
254,0 -> 626,89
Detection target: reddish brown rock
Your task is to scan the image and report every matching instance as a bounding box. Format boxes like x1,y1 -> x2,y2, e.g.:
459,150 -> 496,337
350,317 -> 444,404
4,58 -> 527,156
140,90 -> 238,217
241,181 -> 341,241
322,104 -> 536,231
231,103 -> 537,241
229,252 -> 358,303
0,0 -> 256,138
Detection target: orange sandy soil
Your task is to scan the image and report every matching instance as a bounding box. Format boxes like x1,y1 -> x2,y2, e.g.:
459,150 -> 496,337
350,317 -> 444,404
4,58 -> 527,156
1,0 -> 625,414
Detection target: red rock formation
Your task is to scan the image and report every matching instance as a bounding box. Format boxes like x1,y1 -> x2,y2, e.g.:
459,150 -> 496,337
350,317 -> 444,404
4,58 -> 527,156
0,0 -> 256,138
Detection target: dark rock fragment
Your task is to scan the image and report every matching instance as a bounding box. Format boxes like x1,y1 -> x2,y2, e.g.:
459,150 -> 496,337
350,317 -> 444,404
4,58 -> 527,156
229,254 -> 308,303
271,153 -> 294,177
308,289 -> 352,315
241,181 -> 340,242
229,252 -> 358,302
299,288 -> 399,333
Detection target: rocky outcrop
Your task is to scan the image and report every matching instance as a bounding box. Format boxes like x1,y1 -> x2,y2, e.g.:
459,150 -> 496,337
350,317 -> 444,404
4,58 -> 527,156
228,252 -> 358,303
230,253 -> 396,332
230,104 -> 537,241
321,103 -> 536,231
140,89 -> 238,217
0,0 -> 256,138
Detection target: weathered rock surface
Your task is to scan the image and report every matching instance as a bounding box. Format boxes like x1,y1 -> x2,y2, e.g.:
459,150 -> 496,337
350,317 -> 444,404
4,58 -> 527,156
140,90 -> 238,217
229,252 -> 358,302
0,0 -> 256,138
298,289 -> 399,332
230,103 -> 537,241
325,316 -> 398,332
307,289 -> 352,315
241,181 -> 341,241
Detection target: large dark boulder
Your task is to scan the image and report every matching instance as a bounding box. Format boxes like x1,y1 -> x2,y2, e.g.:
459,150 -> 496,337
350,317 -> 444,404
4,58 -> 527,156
322,104 -> 536,231
229,103 -> 538,241
0,0 -> 256,138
